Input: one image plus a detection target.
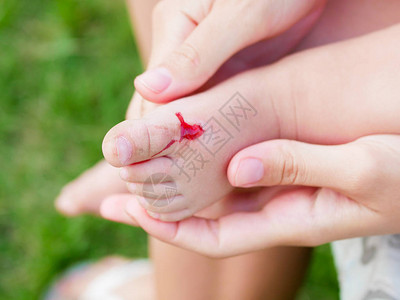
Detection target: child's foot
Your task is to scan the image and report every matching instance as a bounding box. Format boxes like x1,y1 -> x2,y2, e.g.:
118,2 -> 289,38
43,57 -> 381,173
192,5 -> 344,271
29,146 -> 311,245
103,68 -> 292,221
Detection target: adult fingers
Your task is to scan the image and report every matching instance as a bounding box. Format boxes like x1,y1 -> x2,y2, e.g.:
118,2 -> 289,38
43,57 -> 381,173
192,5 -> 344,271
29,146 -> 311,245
100,194 -> 139,226
135,0 -> 326,103
227,138 -> 391,196
124,187 -> 382,258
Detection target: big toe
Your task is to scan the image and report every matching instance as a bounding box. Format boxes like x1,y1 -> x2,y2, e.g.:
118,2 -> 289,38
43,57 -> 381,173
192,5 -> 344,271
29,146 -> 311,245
102,116 -> 181,167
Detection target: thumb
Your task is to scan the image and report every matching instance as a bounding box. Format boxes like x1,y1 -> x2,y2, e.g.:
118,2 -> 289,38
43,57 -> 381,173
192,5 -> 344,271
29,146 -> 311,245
134,11 -> 241,103
135,1 -> 326,103
227,138 -> 375,193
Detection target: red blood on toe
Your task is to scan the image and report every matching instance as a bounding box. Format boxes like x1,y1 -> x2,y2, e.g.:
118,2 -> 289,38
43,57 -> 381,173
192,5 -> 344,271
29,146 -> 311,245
151,140 -> 176,158
175,112 -> 204,141
151,113 -> 204,158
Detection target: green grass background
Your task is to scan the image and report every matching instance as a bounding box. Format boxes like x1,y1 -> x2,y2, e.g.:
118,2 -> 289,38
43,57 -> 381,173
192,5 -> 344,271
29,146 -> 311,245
0,0 -> 339,299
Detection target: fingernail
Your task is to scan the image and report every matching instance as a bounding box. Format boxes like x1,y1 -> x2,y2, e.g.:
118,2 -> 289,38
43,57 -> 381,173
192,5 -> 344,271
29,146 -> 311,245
116,136 -> 132,165
234,158 -> 264,187
136,67 -> 172,93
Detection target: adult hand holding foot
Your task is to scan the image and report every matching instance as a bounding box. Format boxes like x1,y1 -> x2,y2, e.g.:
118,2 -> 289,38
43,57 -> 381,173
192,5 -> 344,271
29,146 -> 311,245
55,0 -> 324,217
105,134 -> 400,257
101,24 -> 400,256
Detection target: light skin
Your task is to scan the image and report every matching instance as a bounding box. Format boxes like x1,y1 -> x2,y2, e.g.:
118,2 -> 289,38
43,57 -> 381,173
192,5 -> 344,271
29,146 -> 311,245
54,0 -> 314,298
100,0 -> 329,224
103,23 -> 400,257
115,1 -> 318,298
132,0 -> 327,103
103,23 -> 400,222
125,0 -> 327,122
59,0 -> 323,216
107,134 -> 400,258
55,0 -> 400,298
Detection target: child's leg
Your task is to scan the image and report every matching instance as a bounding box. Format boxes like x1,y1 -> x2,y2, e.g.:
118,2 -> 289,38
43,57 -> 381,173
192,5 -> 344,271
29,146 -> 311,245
151,238 -> 311,300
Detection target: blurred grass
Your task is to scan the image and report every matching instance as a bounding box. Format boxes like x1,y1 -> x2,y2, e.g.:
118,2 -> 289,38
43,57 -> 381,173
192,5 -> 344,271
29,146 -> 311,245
0,0 -> 339,299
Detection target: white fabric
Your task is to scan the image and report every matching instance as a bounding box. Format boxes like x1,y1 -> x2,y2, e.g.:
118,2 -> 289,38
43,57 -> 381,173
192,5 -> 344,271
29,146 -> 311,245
332,235 -> 400,300
81,259 -> 153,300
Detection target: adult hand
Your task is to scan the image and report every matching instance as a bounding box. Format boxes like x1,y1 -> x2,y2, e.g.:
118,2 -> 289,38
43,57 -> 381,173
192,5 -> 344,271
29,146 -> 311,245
57,0 -> 321,218
120,0 -> 326,219
101,135 -> 400,257
133,0 -> 326,103
101,23 -> 400,256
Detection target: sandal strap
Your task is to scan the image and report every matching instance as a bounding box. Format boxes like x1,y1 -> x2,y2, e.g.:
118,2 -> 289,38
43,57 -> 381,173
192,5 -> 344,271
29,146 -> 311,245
81,259 -> 153,300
